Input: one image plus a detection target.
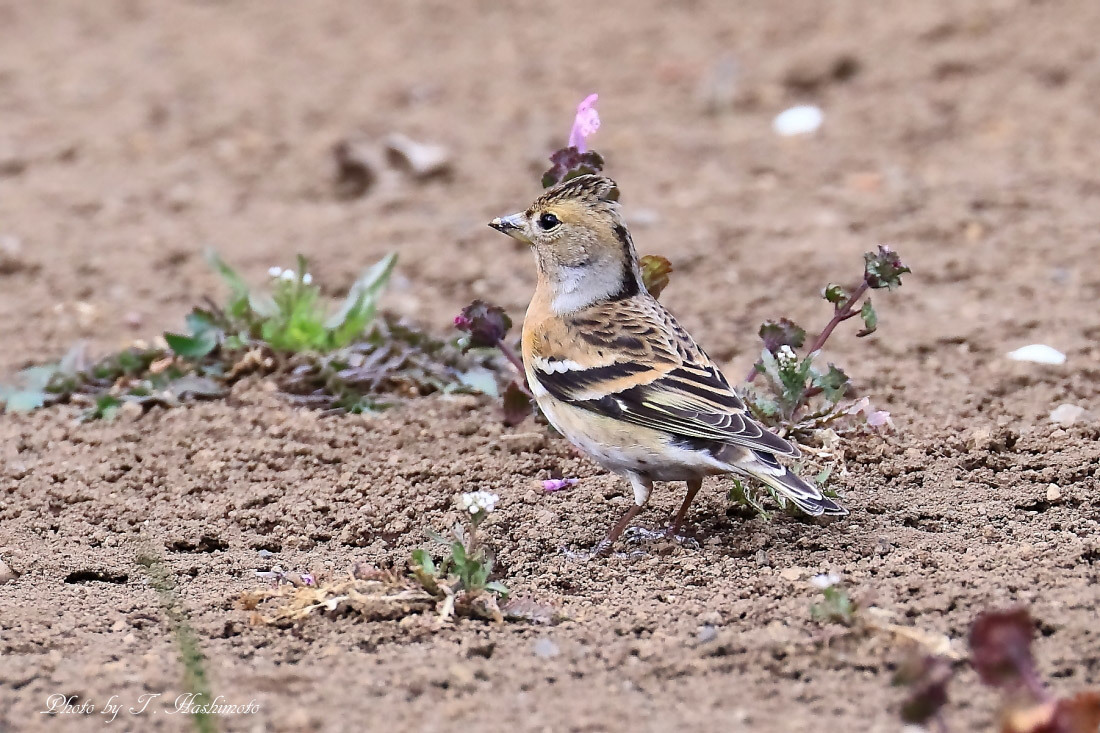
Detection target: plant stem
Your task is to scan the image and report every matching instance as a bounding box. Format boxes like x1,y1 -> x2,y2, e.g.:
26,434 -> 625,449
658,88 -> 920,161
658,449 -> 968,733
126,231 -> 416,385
497,340 -> 532,395
806,282 -> 869,354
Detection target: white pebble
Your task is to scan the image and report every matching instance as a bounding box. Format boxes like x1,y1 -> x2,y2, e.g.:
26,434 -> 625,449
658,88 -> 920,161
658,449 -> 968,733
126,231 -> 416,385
1046,484 -> 1061,502
773,105 -> 823,136
1049,403 -> 1087,425
1006,344 -> 1066,365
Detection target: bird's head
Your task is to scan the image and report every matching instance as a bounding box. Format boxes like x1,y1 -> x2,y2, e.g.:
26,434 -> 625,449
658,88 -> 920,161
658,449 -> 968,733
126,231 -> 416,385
489,175 -> 643,312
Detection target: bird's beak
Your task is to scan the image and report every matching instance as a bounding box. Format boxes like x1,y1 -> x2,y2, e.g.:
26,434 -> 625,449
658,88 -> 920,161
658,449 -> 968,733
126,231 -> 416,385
488,212 -> 532,245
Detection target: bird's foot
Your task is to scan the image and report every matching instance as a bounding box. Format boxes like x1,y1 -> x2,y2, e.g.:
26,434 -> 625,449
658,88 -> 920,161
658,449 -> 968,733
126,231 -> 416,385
625,525 -> 700,551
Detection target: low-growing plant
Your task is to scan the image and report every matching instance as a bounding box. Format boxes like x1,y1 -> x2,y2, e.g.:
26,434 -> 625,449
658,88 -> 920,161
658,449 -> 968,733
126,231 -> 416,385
742,245 -> 908,440
896,608 -> 1100,732
410,491 -> 509,621
1,251 -> 490,418
804,579 -> 1100,732
137,552 -> 218,733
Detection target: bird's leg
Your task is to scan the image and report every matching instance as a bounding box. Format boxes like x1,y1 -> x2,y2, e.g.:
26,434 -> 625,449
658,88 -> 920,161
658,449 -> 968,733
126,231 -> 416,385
665,478 -> 703,538
592,475 -> 652,556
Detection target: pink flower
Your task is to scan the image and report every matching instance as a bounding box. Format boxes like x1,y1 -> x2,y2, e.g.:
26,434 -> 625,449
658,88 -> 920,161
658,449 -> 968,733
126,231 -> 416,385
847,397 -> 893,430
568,94 -> 600,153
866,410 -> 893,429
542,478 -> 579,492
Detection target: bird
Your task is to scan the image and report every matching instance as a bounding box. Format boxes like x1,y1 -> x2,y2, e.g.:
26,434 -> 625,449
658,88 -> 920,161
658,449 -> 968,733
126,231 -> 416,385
489,174 -> 847,555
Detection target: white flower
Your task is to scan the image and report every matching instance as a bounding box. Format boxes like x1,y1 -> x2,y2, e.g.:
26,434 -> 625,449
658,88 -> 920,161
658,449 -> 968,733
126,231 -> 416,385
302,273 -> 313,285
777,344 -> 797,368
810,572 -> 841,589
279,269 -> 296,281
458,490 -> 499,515
268,266 -> 283,278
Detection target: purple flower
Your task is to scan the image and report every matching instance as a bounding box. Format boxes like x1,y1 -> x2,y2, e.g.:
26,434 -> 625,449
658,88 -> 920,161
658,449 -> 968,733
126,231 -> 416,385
300,573 -> 316,587
568,94 -> 600,153
542,478 -> 579,492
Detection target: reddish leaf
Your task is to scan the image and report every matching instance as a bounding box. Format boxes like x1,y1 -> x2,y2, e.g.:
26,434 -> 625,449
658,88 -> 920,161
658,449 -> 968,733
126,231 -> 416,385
1002,693 -> 1100,733
541,147 -> 606,188
895,654 -> 954,725
501,380 -> 532,426
758,318 -> 807,354
1053,691 -> 1100,733
969,608 -> 1037,691
455,301 -> 512,350
863,245 -> 911,290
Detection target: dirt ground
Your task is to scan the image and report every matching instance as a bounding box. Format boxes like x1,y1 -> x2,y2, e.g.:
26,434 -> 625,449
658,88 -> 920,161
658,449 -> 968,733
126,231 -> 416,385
3,1 -> 1100,731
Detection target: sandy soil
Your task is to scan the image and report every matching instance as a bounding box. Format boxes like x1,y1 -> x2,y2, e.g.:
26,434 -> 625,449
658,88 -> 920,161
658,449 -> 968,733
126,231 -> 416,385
2,1 -> 1099,731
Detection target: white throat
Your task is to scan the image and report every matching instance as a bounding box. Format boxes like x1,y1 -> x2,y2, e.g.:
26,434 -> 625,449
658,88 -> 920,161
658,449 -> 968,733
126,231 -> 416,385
550,264 -> 627,314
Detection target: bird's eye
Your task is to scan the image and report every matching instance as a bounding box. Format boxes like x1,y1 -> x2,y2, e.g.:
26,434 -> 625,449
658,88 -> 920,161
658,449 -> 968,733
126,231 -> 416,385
538,212 -> 560,231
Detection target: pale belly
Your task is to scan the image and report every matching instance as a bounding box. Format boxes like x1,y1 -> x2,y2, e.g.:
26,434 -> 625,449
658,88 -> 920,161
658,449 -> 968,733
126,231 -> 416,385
534,391 -> 730,482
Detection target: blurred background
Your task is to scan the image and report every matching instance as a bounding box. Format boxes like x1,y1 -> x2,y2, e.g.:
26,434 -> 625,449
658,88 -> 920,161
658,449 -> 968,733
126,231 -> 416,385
4,3 -> 1100,731
2,0 -> 1098,395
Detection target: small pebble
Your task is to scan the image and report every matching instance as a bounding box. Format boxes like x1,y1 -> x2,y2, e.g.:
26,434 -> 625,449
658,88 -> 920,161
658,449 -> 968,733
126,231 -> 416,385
773,105 -> 824,136
0,558 -> 17,584
384,133 -> 451,179
1049,403 -> 1087,426
779,566 -> 803,581
533,638 -> 559,659
1046,484 -> 1062,502
1006,344 -> 1066,365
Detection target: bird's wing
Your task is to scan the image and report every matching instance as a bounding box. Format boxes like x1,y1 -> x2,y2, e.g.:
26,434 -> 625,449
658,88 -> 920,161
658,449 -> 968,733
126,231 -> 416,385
528,296 -> 799,458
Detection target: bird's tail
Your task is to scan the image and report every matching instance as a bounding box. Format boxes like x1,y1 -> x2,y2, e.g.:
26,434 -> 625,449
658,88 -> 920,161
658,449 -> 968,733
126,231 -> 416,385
737,451 -> 848,517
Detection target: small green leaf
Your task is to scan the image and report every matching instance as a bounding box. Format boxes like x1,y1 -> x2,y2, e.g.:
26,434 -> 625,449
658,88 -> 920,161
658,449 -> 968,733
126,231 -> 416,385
411,549 -> 436,575
777,352 -> 812,405
164,331 -> 218,360
185,309 -> 221,337
749,394 -> 781,419
814,465 -> 834,487
81,394 -> 122,422
822,283 -> 849,305
468,562 -> 489,590
18,365 -> 59,393
857,298 -> 877,337
758,319 -> 806,354
457,367 -> 499,397
324,253 -> 397,332
484,581 -> 510,598
247,291 -> 280,319
450,541 -> 467,566
812,364 -> 851,403
2,390 -> 47,412
811,586 -> 856,625
204,249 -> 249,299
727,477 -> 771,520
